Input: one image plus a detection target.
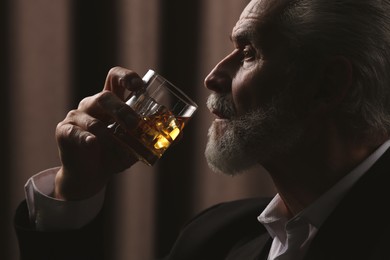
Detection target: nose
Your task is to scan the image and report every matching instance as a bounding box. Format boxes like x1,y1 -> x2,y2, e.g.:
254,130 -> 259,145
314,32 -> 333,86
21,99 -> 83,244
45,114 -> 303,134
204,52 -> 236,93
204,69 -> 231,93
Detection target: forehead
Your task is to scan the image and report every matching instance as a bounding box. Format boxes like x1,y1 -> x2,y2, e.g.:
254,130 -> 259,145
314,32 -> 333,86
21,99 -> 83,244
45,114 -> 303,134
232,0 -> 289,40
240,0 -> 267,19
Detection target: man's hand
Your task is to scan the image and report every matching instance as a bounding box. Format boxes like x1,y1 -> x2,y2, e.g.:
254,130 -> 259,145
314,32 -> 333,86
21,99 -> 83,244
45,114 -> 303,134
54,67 -> 145,200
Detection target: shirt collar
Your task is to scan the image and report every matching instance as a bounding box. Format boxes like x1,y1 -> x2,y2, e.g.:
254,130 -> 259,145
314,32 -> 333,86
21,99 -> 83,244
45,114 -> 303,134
257,194 -> 290,243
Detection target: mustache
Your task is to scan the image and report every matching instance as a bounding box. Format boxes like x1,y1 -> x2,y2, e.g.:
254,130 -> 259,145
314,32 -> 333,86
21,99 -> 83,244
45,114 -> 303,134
206,93 -> 236,119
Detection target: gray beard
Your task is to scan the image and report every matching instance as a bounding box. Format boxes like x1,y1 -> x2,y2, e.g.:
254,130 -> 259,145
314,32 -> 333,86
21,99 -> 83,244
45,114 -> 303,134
205,95 -> 304,176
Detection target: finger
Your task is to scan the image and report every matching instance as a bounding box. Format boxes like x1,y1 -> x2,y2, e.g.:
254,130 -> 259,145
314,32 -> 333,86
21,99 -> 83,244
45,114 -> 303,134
55,120 -> 135,192
56,110 -> 108,148
74,92 -> 141,152
75,91 -> 138,129
56,120 -> 98,151
57,110 -> 138,163
95,91 -> 140,130
104,66 -> 145,100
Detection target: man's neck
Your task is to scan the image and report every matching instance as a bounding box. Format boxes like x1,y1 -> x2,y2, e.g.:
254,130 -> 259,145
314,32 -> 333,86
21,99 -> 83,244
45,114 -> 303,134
263,123 -> 387,216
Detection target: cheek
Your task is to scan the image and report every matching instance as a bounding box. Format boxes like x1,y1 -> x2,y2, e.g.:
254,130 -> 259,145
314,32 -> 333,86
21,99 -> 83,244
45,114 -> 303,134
234,65 -> 296,114
232,71 -> 268,114
232,85 -> 256,114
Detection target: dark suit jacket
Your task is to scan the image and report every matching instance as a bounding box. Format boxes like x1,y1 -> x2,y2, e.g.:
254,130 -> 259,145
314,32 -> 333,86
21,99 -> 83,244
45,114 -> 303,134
14,149 -> 390,259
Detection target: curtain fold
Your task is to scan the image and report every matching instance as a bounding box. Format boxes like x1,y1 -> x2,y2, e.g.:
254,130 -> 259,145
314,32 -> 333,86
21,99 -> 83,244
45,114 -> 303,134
5,0 -> 70,259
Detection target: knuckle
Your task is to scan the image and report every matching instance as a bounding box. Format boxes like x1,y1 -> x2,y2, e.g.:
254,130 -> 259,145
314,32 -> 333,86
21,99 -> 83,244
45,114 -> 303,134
56,123 -> 77,143
96,90 -> 114,105
66,109 -> 78,118
108,66 -> 123,75
63,124 -> 77,137
77,96 -> 94,110
98,90 -> 112,99
107,66 -> 126,82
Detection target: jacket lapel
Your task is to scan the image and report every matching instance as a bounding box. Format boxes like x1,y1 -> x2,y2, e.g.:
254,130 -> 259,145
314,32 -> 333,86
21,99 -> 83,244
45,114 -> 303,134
166,198 -> 271,260
304,147 -> 390,259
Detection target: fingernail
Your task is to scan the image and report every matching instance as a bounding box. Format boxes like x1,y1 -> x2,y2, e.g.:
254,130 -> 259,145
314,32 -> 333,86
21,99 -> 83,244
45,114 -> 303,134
85,134 -> 95,145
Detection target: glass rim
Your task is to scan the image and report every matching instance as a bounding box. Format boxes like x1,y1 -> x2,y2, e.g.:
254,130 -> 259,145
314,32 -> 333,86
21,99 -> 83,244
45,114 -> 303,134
142,69 -> 198,109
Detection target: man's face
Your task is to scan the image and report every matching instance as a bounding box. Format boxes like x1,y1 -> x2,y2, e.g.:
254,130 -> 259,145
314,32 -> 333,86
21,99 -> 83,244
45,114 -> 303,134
204,0 -> 307,175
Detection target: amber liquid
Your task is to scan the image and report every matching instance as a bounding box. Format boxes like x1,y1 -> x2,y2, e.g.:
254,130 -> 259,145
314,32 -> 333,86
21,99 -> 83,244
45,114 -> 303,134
111,111 -> 189,166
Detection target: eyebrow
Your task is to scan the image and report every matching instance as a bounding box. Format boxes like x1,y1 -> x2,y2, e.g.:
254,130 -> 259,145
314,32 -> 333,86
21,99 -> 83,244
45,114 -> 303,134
230,29 -> 260,47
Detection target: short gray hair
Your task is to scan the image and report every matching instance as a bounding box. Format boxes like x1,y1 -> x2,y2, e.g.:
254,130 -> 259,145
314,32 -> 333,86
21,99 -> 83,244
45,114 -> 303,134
278,0 -> 390,140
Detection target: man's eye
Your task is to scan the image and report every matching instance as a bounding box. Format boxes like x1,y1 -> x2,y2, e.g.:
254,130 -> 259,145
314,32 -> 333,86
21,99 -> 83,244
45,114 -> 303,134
242,46 -> 255,62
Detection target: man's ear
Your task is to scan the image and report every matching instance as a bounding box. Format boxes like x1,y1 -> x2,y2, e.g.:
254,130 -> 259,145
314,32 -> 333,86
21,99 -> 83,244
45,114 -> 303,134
311,56 -> 353,114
